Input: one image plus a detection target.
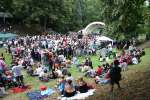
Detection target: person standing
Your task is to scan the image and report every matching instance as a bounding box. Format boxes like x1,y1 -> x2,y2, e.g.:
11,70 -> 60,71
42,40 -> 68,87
109,60 -> 121,92
12,62 -> 24,86
0,57 -> 7,73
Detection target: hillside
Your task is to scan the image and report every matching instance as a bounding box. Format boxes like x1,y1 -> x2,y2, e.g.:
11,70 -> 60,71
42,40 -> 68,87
87,42 -> 150,100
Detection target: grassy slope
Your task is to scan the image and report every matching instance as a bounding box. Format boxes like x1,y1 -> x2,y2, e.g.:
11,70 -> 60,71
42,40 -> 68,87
0,47 -> 150,100
88,48 -> 150,100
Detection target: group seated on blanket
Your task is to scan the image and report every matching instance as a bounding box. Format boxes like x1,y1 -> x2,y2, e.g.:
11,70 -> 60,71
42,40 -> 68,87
26,60 -> 72,82
0,57 -> 29,97
56,76 -> 94,97
0,61 -> 28,88
0,70 -> 23,97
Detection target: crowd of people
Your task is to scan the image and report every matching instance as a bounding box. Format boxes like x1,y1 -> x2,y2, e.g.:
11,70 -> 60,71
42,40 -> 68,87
0,33 -> 145,98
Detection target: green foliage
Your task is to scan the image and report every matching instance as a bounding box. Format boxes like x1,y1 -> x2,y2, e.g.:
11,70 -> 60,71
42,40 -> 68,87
101,0 -> 146,39
0,0 -> 149,37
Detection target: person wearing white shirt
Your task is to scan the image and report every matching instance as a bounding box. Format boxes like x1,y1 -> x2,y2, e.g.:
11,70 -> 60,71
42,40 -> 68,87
72,56 -> 78,65
12,63 -> 24,86
34,66 -> 43,76
55,69 -> 63,77
132,57 -> 138,65
66,73 -> 74,82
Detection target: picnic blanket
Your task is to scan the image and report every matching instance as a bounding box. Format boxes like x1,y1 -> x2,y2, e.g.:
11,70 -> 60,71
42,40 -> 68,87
27,88 -> 55,100
59,89 -> 96,100
11,85 -> 31,93
41,88 -> 55,96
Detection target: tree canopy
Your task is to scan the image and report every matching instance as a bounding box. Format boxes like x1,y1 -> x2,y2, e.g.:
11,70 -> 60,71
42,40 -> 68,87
0,0 -> 149,39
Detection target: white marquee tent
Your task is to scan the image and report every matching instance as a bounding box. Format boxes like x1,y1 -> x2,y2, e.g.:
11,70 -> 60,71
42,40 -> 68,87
96,36 -> 113,42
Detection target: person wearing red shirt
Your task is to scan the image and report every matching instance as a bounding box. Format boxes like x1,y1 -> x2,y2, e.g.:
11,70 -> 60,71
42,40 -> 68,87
97,66 -> 103,76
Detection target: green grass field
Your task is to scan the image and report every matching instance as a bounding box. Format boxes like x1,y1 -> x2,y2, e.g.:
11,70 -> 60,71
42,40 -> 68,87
0,47 -> 150,100
0,48 -> 106,100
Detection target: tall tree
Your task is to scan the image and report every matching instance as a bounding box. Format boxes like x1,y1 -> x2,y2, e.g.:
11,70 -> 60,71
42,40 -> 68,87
101,0 -> 145,39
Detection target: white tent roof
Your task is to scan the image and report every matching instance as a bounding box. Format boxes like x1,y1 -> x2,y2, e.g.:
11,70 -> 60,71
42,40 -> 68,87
96,36 -> 113,42
82,21 -> 105,35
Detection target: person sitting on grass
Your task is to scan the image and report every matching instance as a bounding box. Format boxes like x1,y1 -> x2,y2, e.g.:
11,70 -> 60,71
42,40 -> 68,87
99,56 -> 103,62
55,68 -> 63,78
95,69 -> 110,84
0,53 -> 5,61
81,65 -> 90,73
72,56 -> 78,65
97,65 -> 103,76
66,59 -> 72,68
141,48 -> 145,56
85,68 -> 96,78
76,77 -> 89,93
79,58 -> 91,72
5,70 -> 17,88
76,61 -> 84,72
33,64 -> 43,76
102,64 -> 108,73
62,67 -> 69,76
39,70 -> 49,82
84,58 -> 93,69
66,73 -> 74,82
63,80 -> 76,97
26,65 -> 34,76
57,76 -> 66,95
49,69 -> 58,79
132,56 -> 138,65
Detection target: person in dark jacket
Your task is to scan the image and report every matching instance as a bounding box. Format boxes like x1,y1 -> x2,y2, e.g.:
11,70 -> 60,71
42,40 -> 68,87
109,60 -> 121,92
